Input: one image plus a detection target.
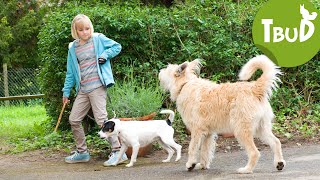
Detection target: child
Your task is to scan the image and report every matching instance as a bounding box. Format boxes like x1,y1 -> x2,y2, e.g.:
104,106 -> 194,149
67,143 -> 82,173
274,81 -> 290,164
62,14 -> 127,166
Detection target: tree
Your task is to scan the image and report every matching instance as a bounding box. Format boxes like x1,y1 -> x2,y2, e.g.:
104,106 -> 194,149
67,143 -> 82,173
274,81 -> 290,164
0,0 -> 46,69
0,17 -> 12,65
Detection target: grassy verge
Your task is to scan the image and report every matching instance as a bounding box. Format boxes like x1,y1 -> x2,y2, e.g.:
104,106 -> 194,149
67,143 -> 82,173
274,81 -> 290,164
0,104 -> 47,140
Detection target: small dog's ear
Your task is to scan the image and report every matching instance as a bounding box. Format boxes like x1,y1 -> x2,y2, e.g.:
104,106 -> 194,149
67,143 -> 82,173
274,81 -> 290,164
175,62 -> 188,77
104,121 -> 116,133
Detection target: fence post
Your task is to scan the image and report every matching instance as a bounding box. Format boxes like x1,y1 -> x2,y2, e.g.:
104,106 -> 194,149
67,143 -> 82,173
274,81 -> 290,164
3,63 -> 9,106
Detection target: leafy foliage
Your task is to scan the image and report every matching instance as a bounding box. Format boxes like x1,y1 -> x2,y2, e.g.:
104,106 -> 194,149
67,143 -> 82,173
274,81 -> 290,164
38,1 -> 319,137
0,0 -> 47,68
1,0 -> 318,156
0,17 -> 12,59
106,75 -> 164,118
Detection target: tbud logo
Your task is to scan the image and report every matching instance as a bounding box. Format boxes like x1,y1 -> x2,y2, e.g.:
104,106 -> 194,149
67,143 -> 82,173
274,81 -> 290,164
252,0 -> 320,67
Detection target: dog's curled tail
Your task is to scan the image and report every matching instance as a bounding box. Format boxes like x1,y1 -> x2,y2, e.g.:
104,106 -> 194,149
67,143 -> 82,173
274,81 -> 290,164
238,55 -> 282,100
160,109 -> 175,126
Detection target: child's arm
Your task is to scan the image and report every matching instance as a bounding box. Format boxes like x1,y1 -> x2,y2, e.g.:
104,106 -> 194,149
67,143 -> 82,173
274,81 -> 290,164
98,34 -> 122,60
62,50 -> 76,98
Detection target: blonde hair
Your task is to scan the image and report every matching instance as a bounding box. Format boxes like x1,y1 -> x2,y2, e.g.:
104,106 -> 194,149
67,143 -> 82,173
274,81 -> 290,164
71,14 -> 94,39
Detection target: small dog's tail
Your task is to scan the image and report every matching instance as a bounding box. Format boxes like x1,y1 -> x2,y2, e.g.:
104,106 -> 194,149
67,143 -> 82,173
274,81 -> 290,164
160,109 -> 175,126
238,55 -> 282,100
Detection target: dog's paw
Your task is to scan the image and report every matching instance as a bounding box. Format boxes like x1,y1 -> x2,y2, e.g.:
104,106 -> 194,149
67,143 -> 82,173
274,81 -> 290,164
125,163 -> 134,168
186,162 -> 196,171
162,159 -> 170,163
175,157 -> 181,162
237,167 -> 253,174
275,160 -> 286,171
195,163 -> 209,170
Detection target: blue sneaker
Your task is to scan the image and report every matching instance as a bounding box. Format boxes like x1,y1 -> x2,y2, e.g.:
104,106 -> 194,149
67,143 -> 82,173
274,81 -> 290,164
65,151 -> 90,163
103,151 -> 128,166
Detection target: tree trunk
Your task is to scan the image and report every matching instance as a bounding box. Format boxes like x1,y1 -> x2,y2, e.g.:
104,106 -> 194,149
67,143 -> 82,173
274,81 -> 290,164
3,63 -> 9,106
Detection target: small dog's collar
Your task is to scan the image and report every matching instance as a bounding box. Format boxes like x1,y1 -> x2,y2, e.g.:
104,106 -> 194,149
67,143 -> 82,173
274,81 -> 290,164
166,119 -> 172,126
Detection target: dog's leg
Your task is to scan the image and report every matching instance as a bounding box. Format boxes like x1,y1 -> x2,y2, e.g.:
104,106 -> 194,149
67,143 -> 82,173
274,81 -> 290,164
186,131 -> 203,171
256,124 -> 286,171
235,127 -> 260,174
171,141 -> 182,162
160,137 -> 182,162
158,140 -> 174,162
126,143 -> 140,167
196,133 -> 216,170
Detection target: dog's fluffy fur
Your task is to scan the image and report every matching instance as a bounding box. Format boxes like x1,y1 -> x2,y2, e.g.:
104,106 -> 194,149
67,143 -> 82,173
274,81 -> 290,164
158,55 -> 286,174
98,110 -> 182,167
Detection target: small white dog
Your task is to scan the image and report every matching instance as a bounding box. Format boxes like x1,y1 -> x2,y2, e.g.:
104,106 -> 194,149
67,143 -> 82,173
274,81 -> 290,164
98,110 -> 182,167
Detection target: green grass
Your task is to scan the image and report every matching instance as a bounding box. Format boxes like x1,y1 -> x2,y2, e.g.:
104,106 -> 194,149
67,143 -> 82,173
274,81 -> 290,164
0,104 -> 48,140
0,102 -> 160,155
0,104 -> 76,154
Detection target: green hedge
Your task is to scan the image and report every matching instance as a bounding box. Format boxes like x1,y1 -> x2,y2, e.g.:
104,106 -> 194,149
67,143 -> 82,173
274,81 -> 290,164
38,1 -> 320,131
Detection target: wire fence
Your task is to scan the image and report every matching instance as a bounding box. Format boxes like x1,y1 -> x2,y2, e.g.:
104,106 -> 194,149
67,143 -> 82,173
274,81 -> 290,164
0,68 -> 43,106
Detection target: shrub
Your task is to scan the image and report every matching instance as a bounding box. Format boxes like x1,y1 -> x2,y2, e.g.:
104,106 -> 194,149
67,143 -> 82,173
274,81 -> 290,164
38,1 -> 319,137
0,0 -> 46,68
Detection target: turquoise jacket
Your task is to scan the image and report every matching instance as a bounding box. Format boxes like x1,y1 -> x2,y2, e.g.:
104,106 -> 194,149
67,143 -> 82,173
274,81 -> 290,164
62,33 -> 121,97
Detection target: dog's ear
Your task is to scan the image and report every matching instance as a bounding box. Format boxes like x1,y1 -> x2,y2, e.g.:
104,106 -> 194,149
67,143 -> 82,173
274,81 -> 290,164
102,121 -> 115,133
101,119 -> 108,128
189,59 -> 203,77
175,62 -> 188,77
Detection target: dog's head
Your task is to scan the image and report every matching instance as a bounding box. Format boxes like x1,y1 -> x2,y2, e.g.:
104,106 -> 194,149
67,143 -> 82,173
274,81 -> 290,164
159,59 -> 202,100
98,119 -> 119,139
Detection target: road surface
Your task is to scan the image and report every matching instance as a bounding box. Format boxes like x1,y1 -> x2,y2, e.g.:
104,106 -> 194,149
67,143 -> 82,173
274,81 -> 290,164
0,144 -> 319,180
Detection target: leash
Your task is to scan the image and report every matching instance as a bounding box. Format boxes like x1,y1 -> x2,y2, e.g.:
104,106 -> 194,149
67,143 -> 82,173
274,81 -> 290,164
107,90 -> 117,118
97,61 -> 116,119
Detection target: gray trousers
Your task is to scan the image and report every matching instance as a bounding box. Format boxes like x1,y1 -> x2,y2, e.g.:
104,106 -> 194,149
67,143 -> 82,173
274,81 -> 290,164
69,86 -> 120,153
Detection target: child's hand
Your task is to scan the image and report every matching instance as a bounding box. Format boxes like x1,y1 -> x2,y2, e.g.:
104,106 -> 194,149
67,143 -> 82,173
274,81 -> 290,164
98,57 -> 106,64
62,97 -> 69,104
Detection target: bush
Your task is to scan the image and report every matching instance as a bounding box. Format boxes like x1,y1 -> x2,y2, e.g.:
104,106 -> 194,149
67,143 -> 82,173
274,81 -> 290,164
38,1 -> 319,137
38,1 -> 255,128
0,0 -> 46,68
106,75 -> 164,118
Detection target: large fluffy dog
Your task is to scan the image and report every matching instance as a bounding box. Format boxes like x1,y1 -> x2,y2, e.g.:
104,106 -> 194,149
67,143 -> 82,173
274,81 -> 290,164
158,55 -> 286,174
98,110 -> 182,167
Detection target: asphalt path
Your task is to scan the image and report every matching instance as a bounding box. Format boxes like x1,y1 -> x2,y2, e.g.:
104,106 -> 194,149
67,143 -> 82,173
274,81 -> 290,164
1,144 -> 320,180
